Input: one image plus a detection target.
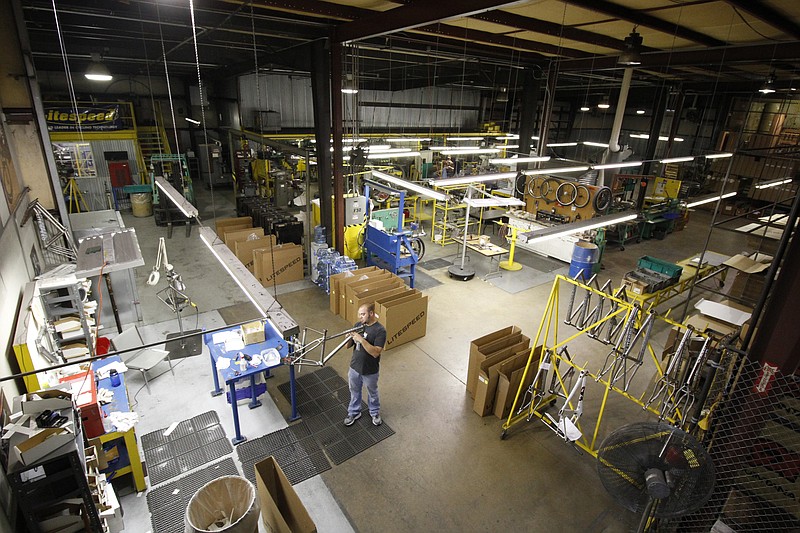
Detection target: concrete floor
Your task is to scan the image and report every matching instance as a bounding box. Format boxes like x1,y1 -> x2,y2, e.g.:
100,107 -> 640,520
109,185 -> 757,533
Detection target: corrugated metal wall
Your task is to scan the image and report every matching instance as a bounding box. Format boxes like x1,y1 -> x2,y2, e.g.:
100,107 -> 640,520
90,139 -> 142,181
238,73 -> 481,130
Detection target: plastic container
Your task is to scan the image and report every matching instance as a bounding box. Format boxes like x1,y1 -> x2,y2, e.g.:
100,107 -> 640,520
131,193 -> 153,217
568,241 -> 599,279
185,475 -> 259,533
637,256 -> 683,280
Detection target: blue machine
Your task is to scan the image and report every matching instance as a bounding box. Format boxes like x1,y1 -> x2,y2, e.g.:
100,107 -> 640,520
362,179 -> 418,288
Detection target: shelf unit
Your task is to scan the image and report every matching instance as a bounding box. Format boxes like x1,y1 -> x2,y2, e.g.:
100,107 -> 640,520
39,278 -> 96,363
8,412 -> 104,533
431,183 -> 484,246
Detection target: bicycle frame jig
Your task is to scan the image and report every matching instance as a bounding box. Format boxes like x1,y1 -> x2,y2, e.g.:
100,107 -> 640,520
502,274 -> 713,457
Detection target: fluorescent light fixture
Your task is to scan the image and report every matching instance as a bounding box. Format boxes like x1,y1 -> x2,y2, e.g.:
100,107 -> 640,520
435,172 -> 519,187
385,138 -> 432,142
685,191 -> 737,208
342,138 -> 368,144
636,109 -> 646,115
364,145 -> 399,152
592,161 -> 643,170
496,134 -> 519,140
185,117 -> 201,125
629,133 -> 684,142
755,178 -> 793,190
660,156 -> 695,164
429,145 -> 462,151
518,212 -> 638,244
705,153 -> 733,159
371,171 -> 448,201
547,142 -> 579,147
580,105 -> 591,112
341,88 -> 358,94
489,156 -> 551,165
446,137 -> 485,141
441,148 -> 500,155
523,166 -> 590,176
154,175 -> 198,218
465,196 -> 525,208
498,144 -> 520,149
366,151 -> 421,159
199,227 -> 299,338
597,102 -> 611,109
583,141 -> 609,148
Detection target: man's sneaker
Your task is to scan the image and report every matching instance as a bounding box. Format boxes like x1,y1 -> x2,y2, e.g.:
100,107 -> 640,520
372,414 -> 382,426
343,412 -> 361,426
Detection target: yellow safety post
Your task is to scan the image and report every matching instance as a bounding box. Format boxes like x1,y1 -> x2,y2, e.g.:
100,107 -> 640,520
499,224 -> 522,271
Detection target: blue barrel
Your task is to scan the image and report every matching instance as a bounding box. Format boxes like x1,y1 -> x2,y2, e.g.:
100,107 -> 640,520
569,241 -> 599,279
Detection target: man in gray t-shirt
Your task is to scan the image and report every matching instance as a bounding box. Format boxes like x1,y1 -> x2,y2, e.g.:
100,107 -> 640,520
344,303 -> 386,427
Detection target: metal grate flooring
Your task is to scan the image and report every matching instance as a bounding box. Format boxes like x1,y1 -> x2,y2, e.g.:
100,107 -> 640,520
140,411 -> 233,486
236,425 -> 332,486
146,457 -> 240,533
418,257 -> 452,270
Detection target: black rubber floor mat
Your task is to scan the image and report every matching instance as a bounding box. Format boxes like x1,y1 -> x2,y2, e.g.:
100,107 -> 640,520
141,410 -> 233,486
274,367 -> 396,466
237,422 -> 331,486
146,457 -> 239,533
418,258 -> 452,270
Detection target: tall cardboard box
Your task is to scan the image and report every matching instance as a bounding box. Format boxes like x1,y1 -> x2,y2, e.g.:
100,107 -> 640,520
329,267 -> 380,314
254,457 -> 316,533
375,289 -> 428,351
467,326 -> 523,398
338,271 -> 394,319
473,338 -> 531,416
494,346 -> 542,419
234,234 -> 277,271
224,226 -> 265,248
723,253 -> 771,304
345,276 -> 405,322
254,244 -> 304,286
347,283 -> 408,324
215,216 -> 253,236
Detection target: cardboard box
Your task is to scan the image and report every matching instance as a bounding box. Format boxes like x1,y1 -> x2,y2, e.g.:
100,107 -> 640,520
345,276 -> 405,322
467,326 -> 523,398
234,235 -> 277,271
724,253 -> 771,303
494,346 -> 542,419
473,339 -> 531,416
12,410 -> 76,466
224,226 -> 265,248
215,216 -> 253,235
337,270 -> 394,319
241,321 -> 265,345
347,284 -> 408,324
254,457 -> 316,533
329,267 -> 380,315
375,289 -> 428,351
254,244 -> 304,286
21,389 -> 74,415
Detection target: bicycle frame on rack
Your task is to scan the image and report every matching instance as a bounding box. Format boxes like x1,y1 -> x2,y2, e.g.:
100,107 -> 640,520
284,324 -> 365,368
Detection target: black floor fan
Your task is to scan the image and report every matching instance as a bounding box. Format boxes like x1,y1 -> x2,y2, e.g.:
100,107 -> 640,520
596,421 -> 716,532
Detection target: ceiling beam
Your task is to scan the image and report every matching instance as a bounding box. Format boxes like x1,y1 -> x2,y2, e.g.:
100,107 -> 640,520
564,0 -> 727,47
724,0 -> 800,40
333,1 -> 526,43
415,23 -> 593,58
557,40 -> 800,71
471,10 -> 638,51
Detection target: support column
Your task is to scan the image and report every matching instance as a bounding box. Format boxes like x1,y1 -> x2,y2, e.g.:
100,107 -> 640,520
330,41 -> 345,254
310,39 -> 333,247
515,68 -> 543,199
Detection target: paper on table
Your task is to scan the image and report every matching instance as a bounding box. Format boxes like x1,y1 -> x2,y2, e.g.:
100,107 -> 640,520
217,356 -> 231,369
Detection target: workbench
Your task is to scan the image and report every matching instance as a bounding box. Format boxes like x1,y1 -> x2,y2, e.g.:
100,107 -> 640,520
204,321 -> 295,445
465,238 -> 509,280
92,356 -> 146,492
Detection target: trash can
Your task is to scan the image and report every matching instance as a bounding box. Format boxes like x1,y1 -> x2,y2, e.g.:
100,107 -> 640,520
185,476 -> 259,533
131,193 -> 153,217
568,241 -> 599,279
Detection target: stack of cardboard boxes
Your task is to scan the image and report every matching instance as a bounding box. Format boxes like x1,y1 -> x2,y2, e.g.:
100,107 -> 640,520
467,326 -> 540,419
328,267 -> 428,351
215,216 -> 304,286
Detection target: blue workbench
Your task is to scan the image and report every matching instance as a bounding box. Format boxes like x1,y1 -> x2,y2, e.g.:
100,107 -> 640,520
203,321 -> 297,445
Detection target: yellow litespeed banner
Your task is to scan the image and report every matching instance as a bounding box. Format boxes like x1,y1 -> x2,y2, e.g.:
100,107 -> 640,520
45,105 -> 121,131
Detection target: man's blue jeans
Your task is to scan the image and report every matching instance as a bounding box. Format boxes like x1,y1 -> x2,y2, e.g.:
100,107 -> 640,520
348,367 -> 380,417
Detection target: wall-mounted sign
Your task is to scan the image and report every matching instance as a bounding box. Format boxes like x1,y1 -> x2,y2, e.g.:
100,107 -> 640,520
45,105 -> 122,131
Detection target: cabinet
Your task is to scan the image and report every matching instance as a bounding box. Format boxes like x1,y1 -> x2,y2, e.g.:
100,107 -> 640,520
431,184 -> 484,246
